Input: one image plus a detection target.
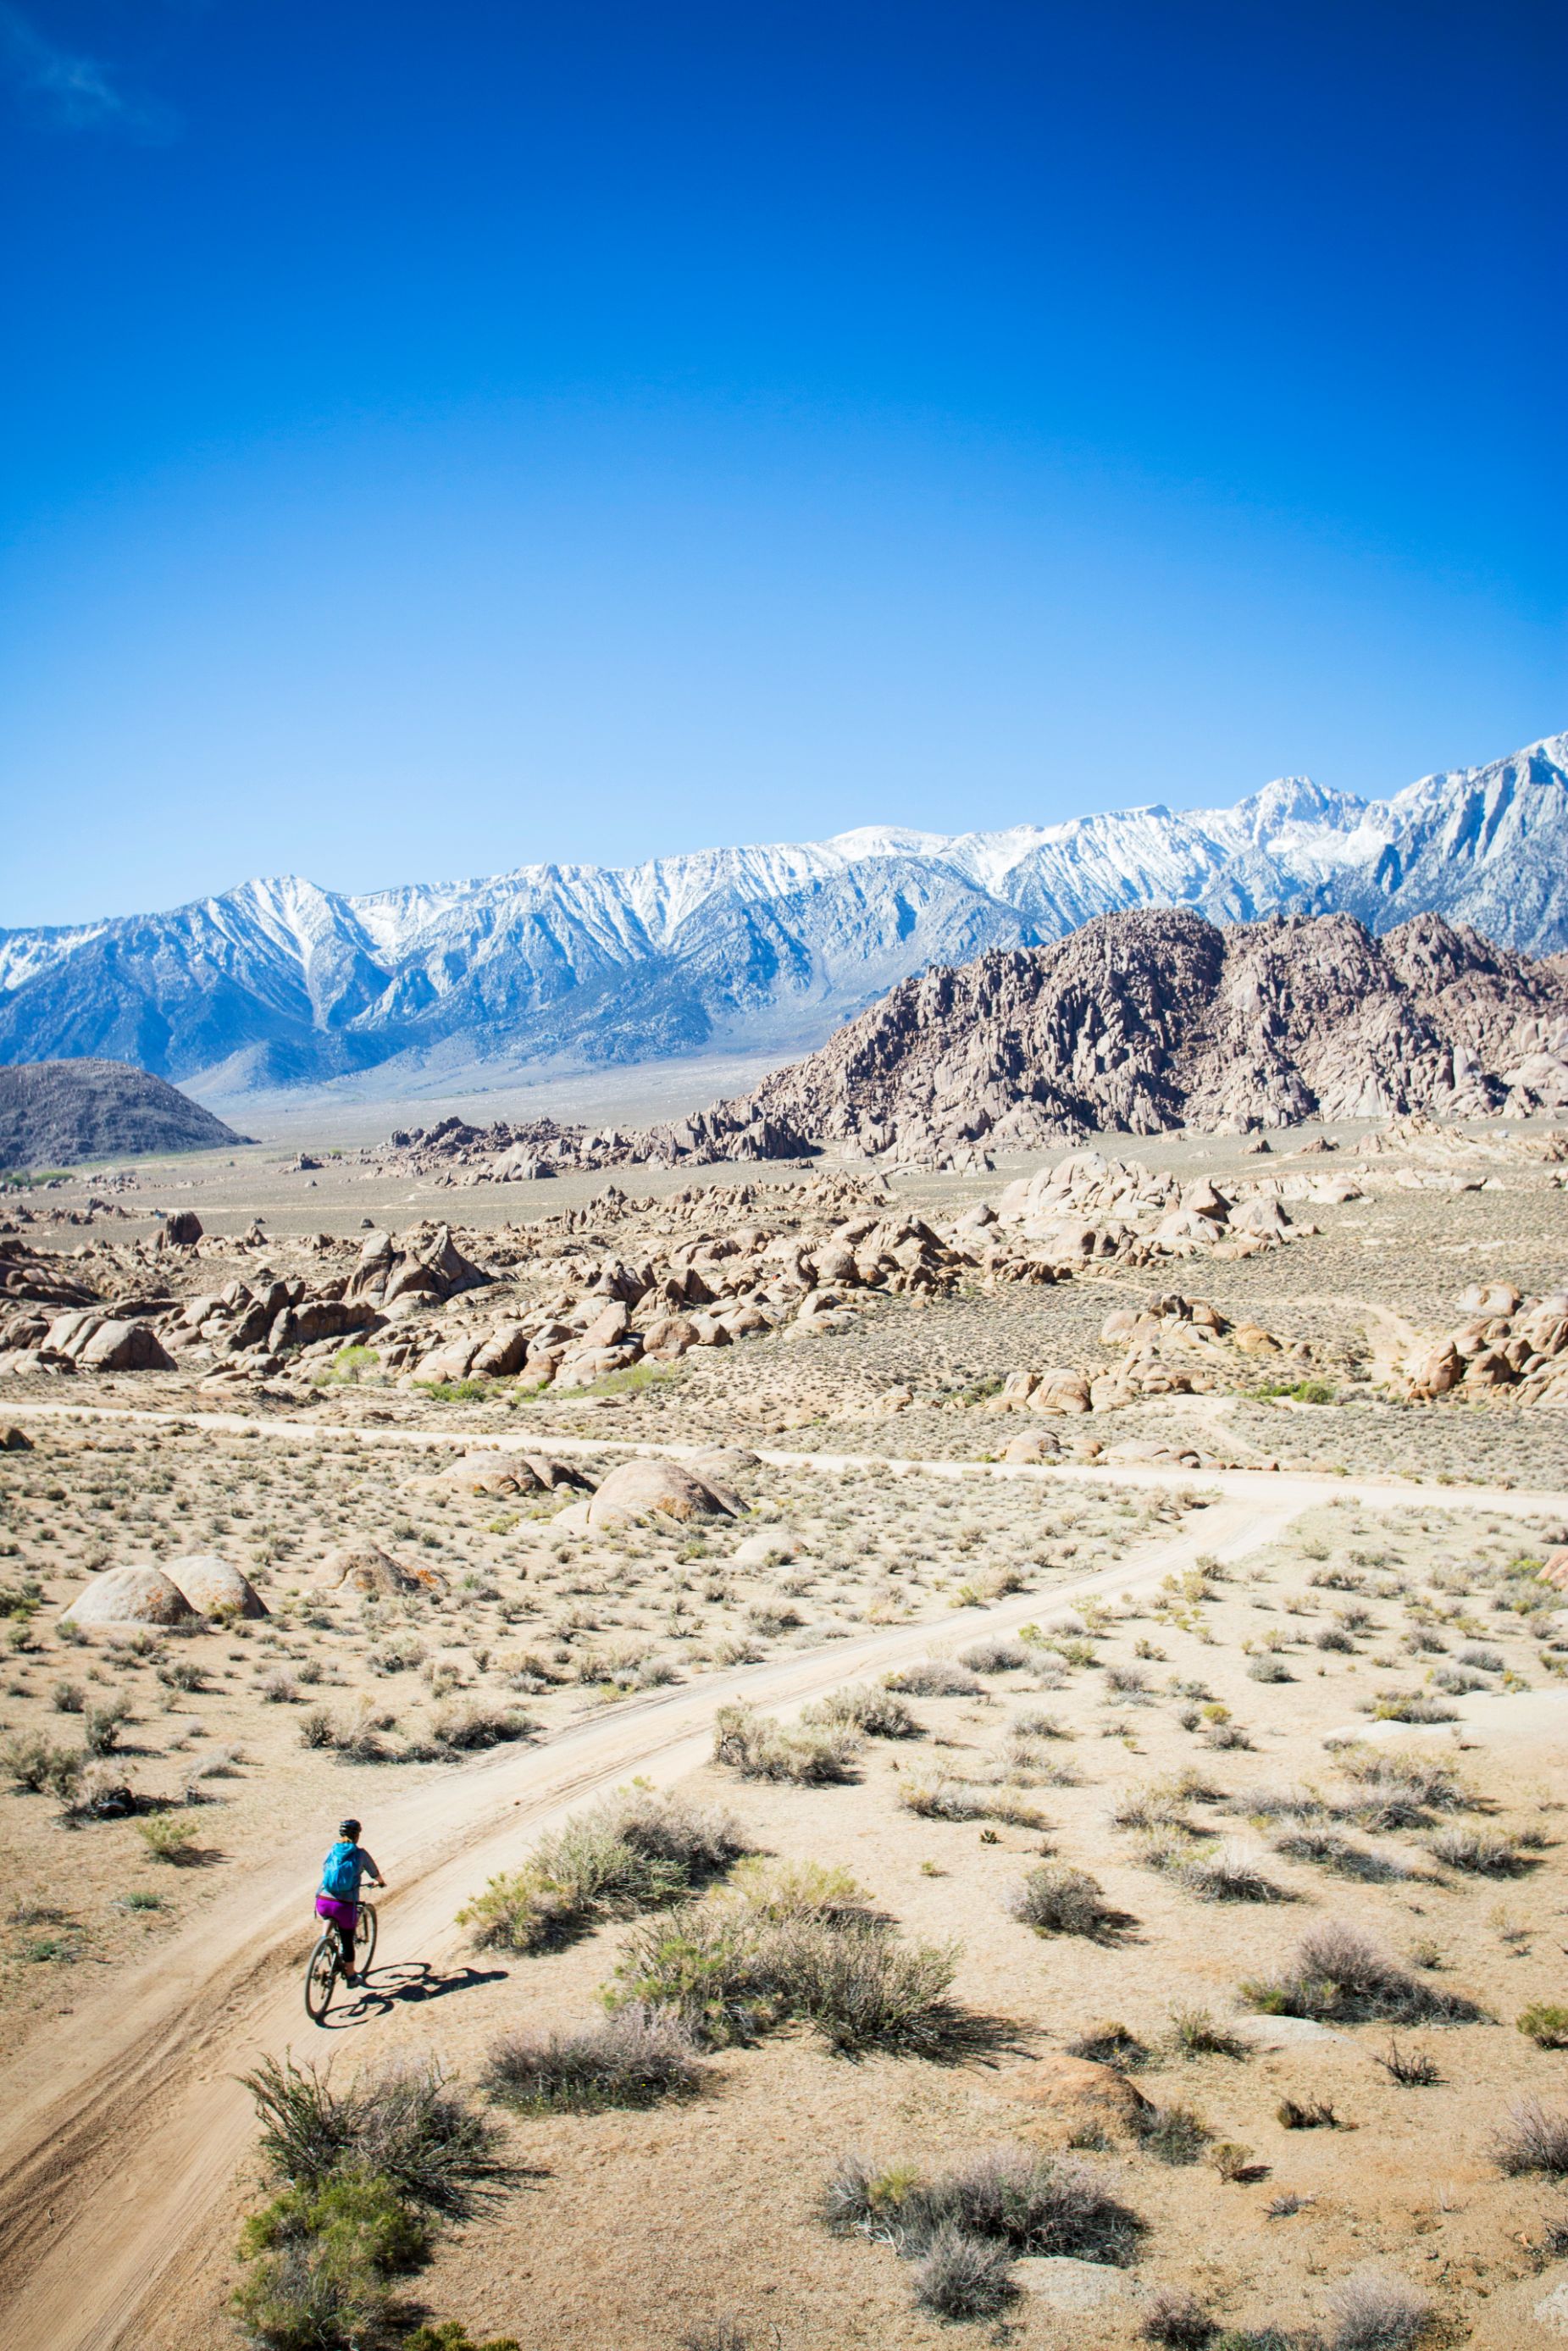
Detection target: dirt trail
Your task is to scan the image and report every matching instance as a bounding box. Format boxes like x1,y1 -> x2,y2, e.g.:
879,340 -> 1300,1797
0,1489 -> 1299,2351
1,1408 -> 1564,2350
10,1392 -> 1568,1516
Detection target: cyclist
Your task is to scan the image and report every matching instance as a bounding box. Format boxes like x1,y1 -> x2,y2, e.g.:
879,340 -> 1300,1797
316,1817 -> 385,1984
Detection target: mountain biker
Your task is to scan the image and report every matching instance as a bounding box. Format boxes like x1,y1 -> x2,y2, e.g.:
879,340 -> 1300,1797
317,1817 -> 385,1984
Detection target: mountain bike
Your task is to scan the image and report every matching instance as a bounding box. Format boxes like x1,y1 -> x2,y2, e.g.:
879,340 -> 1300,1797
303,1900 -> 378,2022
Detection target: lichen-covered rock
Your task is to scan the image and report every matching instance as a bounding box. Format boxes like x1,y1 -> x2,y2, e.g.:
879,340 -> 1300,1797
163,1553 -> 268,1617
62,1565 -> 198,1629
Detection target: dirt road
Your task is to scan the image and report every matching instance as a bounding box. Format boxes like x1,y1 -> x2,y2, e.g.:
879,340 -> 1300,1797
0,1408 -> 1564,2349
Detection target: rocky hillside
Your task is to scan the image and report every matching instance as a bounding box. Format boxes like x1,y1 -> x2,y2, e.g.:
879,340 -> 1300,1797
708,908 -> 1568,1159
0,731 -> 1564,1092
0,1060 -> 248,1173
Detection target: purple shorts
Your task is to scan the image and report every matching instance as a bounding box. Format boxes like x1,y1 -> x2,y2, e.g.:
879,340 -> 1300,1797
316,1894 -> 357,1937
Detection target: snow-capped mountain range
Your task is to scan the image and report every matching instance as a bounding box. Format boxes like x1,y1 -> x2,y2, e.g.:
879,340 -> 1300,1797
3,732 -> 1565,1096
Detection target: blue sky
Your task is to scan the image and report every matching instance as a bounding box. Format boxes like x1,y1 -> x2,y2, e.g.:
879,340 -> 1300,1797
1,1 -> 1563,927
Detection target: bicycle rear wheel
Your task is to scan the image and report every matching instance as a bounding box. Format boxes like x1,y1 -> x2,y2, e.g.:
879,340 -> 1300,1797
304,1931 -> 340,2022
354,1901 -> 378,1976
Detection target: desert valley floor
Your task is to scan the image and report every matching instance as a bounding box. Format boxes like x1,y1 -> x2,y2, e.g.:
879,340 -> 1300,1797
3,1109 -> 1568,2351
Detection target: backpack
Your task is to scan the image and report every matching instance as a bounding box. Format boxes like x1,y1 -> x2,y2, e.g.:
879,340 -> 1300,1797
322,1842 -> 360,1900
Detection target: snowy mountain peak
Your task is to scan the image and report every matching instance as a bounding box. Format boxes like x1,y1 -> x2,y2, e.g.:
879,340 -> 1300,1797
0,729 -> 1564,1091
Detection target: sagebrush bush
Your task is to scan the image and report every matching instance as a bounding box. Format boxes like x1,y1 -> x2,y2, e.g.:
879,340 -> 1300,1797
712,1702 -> 860,1783
1173,1844 -> 1288,1905
429,1699 -> 534,1752
958,1637 -> 1032,1674
609,1879 -> 960,2057
234,2059 -> 505,2349
1492,2099 -> 1568,2176
485,2006 -> 706,2112
885,1658 -> 984,1698
800,1683 -> 919,1738
825,2143 -> 1143,2265
1326,2266 -> 1432,2350
1133,2103 -> 1212,2165
1006,1863 -> 1113,1938
1427,1826 -> 1527,1877
910,2223 -> 1016,2318
900,1773 -> 1044,1828
1241,1920 -> 1481,2026
1141,2290 -> 1217,2347
457,1788 -> 747,1952
1518,2004 -> 1568,2049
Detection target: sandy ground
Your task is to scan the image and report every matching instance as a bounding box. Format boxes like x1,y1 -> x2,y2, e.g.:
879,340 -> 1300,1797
3,1104 -> 1568,2349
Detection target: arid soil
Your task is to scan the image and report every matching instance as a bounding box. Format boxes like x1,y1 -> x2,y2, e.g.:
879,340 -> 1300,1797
2,1106 -> 1567,2350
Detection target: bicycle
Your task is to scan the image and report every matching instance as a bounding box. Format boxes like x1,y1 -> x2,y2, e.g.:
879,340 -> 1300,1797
303,1900 -> 378,2023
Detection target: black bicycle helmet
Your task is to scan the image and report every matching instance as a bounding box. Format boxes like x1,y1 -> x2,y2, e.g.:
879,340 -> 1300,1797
339,1817 -> 362,1839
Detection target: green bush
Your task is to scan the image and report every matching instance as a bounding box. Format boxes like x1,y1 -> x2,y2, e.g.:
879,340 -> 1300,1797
233,2060 -> 505,2348
1519,2004 -> 1568,2049
485,2006 -> 706,2113
607,1873 -> 960,2057
712,1702 -> 860,1783
457,1788 -> 747,1953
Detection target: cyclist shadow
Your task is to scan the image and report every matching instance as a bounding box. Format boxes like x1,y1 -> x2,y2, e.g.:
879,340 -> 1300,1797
319,1958 -> 508,2030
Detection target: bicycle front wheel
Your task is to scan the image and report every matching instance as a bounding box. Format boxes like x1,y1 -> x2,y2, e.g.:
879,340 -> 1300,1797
354,1902 -> 378,1976
304,1931 -> 340,2023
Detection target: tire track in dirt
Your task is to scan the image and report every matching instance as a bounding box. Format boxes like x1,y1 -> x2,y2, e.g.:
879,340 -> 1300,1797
2,1405 -> 1563,2349
0,1492 -> 1296,2351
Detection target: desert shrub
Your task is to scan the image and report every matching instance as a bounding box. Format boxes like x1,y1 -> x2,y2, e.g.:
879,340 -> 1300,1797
1067,2021 -> 1150,2070
1173,1844 -> 1288,1904
609,1893 -> 960,2057
1168,2008 -> 1246,2061
1277,2096 -> 1339,2131
52,1679 -> 86,1713
1371,2038 -> 1442,2087
1519,2004 -> 1568,2049
1427,1826 -> 1528,1877
233,2171 -> 411,2348
485,2006 -> 706,2112
825,2143 -> 1144,2265
429,1699 -> 534,1752
1133,2103 -> 1212,2165
2,1732 -> 81,1796
260,1670 -> 300,1704
297,1707 -> 336,1750
1247,1656 -> 1294,1683
1335,1749 -> 1470,1816
234,2060 -> 504,2349
138,1812 -> 200,1861
675,2326 -> 750,2351
712,1702 -> 860,1783
68,1762 -> 137,1821
457,1788 -> 746,1953
1326,2267 -> 1432,2350
1011,1705 -> 1072,1738
1007,1864 -> 1113,1938
1458,1644 -> 1504,1672
900,1773 -> 1044,1828
800,1683 -> 920,1738
1429,1665 -> 1488,1695
1492,2099 -> 1568,2175
1241,1920 -> 1481,2025
958,1637 -> 1031,1674
724,1858 -> 869,1921
403,2327 -> 520,2351
886,1658 -> 983,1697
1273,1827 -> 1410,1883
1142,2292 -> 1218,2347
1370,1693 -> 1457,1725
910,2224 -> 1017,2318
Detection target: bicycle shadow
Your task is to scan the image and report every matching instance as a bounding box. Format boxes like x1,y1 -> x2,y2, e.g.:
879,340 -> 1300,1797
317,1958 -> 508,2030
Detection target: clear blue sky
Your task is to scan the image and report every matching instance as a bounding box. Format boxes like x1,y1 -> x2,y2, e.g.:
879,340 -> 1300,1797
1,0 -> 1563,927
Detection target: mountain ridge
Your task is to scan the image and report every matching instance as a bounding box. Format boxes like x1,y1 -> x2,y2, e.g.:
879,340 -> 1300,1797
2,730 -> 1565,1094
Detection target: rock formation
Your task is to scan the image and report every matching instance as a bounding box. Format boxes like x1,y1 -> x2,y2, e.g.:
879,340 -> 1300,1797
0,1059 -> 247,1172
707,908 -> 1568,1160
